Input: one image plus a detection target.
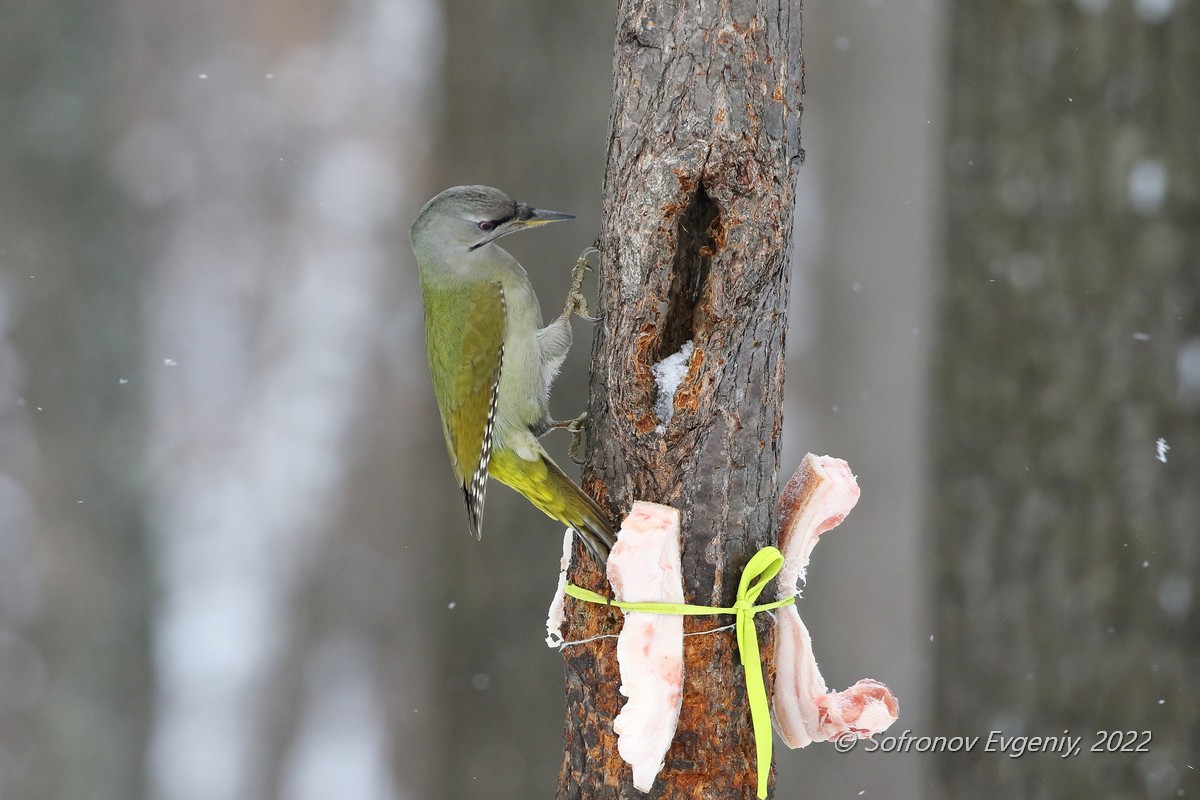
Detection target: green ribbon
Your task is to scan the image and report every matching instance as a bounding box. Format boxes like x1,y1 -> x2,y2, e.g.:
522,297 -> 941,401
565,545 -> 794,799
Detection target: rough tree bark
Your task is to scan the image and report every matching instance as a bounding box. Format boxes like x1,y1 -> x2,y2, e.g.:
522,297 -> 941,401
559,2 -> 803,798
934,1 -> 1199,797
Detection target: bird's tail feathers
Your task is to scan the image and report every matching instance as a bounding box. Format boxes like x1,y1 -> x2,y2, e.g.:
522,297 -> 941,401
487,447 -> 615,564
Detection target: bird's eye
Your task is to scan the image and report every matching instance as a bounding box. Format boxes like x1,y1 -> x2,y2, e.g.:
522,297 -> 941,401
477,220 -> 496,232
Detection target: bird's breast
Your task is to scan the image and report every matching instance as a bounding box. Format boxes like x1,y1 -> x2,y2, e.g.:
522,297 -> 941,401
494,277 -> 548,441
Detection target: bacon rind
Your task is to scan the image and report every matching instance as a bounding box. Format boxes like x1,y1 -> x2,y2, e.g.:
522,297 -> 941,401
608,501 -> 684,792
772,454 -> 899,748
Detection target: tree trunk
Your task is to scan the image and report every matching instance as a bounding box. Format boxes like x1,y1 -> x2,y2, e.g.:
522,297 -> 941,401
559,2 -> 803,797
0,3 -> 153,798
934,1 -> 1200,797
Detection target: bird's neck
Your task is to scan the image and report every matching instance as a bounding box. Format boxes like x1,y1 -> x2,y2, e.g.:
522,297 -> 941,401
417,241 -> 527,285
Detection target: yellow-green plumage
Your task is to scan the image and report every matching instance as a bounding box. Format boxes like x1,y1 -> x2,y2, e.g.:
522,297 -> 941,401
487,448 -> 613,552
412,185 -> 614,564
422,279 -> 505,535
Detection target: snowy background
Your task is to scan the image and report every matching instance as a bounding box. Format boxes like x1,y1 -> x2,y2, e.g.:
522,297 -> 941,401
0,0 -> 1194,798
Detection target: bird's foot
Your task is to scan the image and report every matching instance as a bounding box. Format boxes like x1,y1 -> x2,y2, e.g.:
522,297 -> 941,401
548,412 -> 590,464
562,248 -> 598,322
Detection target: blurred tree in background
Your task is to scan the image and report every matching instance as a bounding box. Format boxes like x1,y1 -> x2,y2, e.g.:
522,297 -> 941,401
2,0 -> 449,797
423,1 -> 615,797
0,0 -> 1194,799
2,0 -> 615,798
0,2 -> 153,797
934,0 -> 1199,797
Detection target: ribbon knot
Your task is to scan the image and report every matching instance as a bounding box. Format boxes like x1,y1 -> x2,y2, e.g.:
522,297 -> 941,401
564,545 -> 794,799
731,546 -> 791,798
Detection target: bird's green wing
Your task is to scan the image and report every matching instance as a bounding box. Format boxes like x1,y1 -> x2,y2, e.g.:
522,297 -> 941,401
423,279 -> 506,539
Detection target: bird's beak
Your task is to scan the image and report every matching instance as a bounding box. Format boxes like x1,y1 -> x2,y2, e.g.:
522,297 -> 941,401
469,204 -> 574,250
522,207 -> 575,227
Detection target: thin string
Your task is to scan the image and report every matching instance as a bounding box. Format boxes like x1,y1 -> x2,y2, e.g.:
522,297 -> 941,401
554,620 -> 739,650
563,545 -> 792,800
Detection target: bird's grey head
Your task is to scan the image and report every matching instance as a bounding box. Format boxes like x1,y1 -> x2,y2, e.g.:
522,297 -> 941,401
411,185 -> 574,253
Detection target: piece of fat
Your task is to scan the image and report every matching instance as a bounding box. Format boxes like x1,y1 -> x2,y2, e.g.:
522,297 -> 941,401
775,454 -> 860,596
774,605 -> 899,747
545,528 -> 576,648
771,453 -> 899,748
608,501 -> 684,793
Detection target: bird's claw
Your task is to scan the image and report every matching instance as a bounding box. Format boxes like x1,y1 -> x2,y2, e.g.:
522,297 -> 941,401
566,413 -> 588,464
563,249 -> 598,322
549,412 -> 589,464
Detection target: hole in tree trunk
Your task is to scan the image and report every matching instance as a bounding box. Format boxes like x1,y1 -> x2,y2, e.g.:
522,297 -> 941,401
659,183 -> 718,361
648,184 -> 719,430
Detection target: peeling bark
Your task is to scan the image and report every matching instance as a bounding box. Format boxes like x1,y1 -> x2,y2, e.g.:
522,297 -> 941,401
558,1 -> 803,797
